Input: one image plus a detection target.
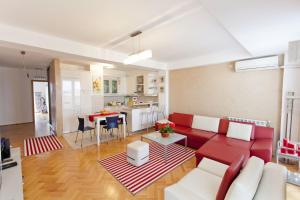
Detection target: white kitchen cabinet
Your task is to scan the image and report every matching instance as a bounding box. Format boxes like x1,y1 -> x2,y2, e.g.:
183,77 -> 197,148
145,73 -> 158,96
129,107 -> 153,132
125,71 -> 159,96
126,74 -> 136,95
103,69 -> 127,95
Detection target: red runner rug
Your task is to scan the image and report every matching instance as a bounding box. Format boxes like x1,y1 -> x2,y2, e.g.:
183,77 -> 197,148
88,112 -> 119,122
24,135 -> 63,156
99,142 -> 194,195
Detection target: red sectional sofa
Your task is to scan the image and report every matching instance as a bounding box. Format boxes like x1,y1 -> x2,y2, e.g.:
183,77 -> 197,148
168,112 -> 274,167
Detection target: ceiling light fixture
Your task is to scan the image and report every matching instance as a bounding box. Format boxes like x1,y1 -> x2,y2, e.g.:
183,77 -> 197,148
104,65 -> 115,69
21,50 -> 29,79
123,31 -> 152,65
123,50 -> 152,65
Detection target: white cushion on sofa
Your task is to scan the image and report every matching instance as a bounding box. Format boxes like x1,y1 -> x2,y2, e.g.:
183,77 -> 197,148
197,158 -> 229,178
225,156 -> 264,200
165,168 -> 222,200
226,122 -> 252,141
254,162 -> 287,200
192,115 -> 220,132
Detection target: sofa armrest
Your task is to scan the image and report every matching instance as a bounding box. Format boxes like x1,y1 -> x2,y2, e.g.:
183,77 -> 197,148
254,163 -> 287,200
168,113 -> 173,121
250,139 -> 273,163
254,126 -> 274,139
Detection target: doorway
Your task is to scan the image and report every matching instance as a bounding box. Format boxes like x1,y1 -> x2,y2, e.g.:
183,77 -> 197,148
32,81 -> 50,136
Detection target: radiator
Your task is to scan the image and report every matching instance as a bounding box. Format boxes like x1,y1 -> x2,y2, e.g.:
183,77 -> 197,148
227,117 -> 270,127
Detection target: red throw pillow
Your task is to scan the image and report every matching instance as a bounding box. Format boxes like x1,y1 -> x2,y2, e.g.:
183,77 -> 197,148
298,146 -> 300,157
287,142 -> 296,155
281,138 -> 289,154
283,138 -> 289,146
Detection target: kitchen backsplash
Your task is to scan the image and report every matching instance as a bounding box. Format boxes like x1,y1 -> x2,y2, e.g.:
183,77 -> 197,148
104,95 -> 158,106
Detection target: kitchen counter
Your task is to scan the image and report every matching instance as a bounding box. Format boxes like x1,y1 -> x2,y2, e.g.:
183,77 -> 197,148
105,105 -> 159,132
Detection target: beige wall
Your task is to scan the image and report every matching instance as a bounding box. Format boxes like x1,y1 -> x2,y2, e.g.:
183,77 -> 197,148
169,62 -> 283,146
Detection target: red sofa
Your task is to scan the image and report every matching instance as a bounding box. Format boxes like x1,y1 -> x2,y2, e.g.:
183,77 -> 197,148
168,113 -> 274,166
169,113 -> 217,149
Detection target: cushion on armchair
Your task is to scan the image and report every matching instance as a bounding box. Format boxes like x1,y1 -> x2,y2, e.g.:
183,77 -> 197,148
165,158 -> 229,200
224,156 -> 264,200
216,155 -> 244,200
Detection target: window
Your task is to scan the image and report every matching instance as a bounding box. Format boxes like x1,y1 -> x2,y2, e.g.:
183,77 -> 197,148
104,80 -> 110,94
111,80 -> 118,93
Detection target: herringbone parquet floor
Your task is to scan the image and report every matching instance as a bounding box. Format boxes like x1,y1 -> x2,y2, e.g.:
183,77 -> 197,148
1,122 -> 299,200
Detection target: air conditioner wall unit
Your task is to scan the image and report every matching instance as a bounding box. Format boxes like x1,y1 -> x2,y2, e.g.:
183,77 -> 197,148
235,55 -> 281,72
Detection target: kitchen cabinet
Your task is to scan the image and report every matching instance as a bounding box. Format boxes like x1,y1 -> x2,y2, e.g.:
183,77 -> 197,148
145,73 -> 158,96
103,76 -> 125,95
125,72 -> 159,96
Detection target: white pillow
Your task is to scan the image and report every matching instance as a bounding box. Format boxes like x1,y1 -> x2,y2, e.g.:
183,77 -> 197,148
192,115 -> 220,132
227,122 -> 252,141
225,156 -> 264,200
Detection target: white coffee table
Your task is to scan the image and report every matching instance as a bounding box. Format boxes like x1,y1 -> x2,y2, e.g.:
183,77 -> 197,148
141,132 -> 187,162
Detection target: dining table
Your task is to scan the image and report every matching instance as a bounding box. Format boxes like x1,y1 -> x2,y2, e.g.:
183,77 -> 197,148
88,112 -> 126,146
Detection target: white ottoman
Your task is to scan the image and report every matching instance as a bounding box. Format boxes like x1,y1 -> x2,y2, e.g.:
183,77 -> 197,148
127,141 -> 149,167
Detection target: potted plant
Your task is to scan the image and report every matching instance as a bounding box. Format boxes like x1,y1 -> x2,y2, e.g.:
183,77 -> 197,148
159,123 -> 175,138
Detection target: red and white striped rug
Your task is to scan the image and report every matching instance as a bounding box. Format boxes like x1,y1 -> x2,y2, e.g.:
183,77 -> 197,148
24,135 -> 63,156
99,142 -> 194,195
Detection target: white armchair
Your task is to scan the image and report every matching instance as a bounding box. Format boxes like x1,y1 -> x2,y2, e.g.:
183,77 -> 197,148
165,157 -> 287,200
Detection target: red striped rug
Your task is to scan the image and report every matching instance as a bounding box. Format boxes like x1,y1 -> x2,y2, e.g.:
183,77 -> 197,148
24,135 -> 63,156
99,142 -> 194,195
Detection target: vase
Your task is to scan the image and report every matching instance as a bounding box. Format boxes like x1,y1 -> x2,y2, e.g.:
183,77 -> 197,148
161,132 -> 170,138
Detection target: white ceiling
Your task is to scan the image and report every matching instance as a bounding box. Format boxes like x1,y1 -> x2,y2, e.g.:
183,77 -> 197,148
0,0 -> 299,69
114,6 -> 249,63
0,46 -> 52,69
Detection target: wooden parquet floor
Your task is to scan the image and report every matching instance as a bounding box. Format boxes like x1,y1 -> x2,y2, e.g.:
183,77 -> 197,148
1,122 -> 300,200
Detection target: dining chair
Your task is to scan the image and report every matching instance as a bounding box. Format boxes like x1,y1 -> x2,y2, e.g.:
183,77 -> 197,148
76,117 -> 95,147
94,120 -> 107,134
103,116 -> 120,142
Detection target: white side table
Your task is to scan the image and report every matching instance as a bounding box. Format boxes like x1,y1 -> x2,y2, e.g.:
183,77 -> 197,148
1,147 -> 24,200
127,141 -> 149,167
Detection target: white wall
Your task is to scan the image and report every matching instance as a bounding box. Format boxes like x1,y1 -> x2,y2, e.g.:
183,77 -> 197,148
0,66 -> 47,126
280,67 -> 300,142
61,63 -> 93,133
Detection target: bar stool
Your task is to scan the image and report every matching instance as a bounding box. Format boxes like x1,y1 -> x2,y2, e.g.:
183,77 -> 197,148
118,112 -> 129,136
140,106 -> 155,132
156,104 -> 166,121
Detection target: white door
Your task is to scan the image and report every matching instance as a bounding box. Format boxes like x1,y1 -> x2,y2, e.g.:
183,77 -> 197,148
62,79 -> 81,133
